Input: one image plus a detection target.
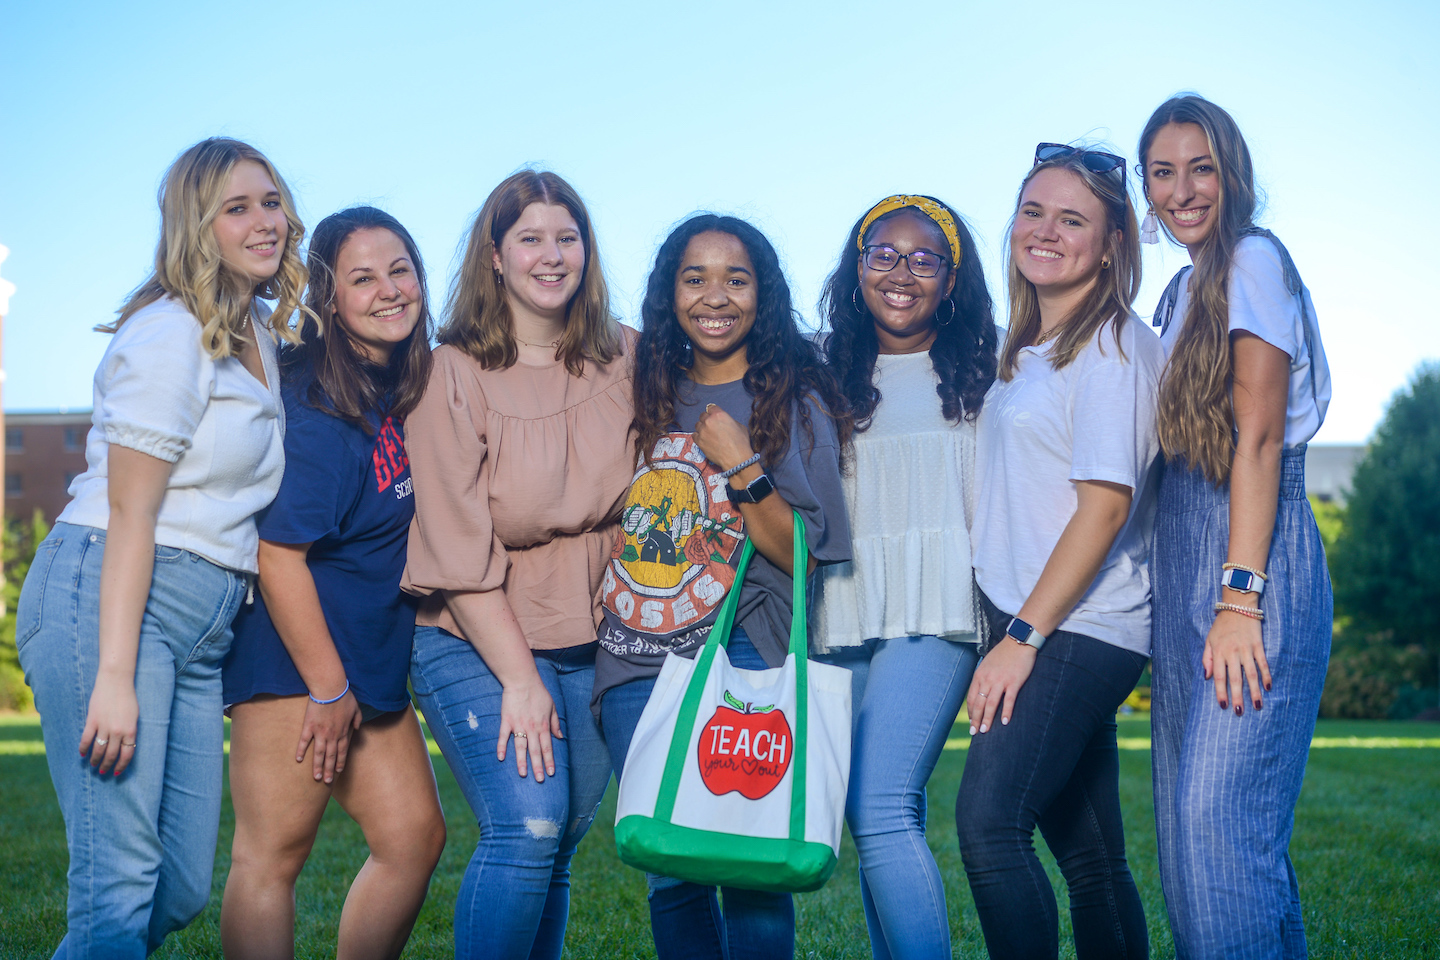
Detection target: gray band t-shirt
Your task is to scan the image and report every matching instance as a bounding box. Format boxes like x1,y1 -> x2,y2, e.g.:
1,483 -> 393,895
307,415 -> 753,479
593,377 -> 850,713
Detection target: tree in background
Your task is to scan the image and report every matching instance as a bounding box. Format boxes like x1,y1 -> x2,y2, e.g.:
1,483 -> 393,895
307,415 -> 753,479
0,509 -> 48,711
1323,363 -> 1440,718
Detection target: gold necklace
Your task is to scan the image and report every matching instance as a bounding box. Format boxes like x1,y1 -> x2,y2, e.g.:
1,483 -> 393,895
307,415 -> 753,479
515,331 -> 561,349
1034,322 -> 1068,347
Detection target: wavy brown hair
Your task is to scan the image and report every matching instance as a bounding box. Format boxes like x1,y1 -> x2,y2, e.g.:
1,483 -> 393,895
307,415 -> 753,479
1140,95 -> 1258,483
821,200 -> 996,428
284,206 -> 434,433
104,138 -> 309,356
634,214 -> 851,468
440,170 -> 621,375
998,148 -> 1141,380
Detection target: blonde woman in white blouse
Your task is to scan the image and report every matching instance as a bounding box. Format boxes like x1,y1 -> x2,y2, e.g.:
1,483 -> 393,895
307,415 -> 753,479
815,195 -> 998,960
14,138 -> 307,957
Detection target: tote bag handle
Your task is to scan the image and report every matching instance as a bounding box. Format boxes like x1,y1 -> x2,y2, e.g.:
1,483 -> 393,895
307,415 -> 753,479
652,512 -> 811,843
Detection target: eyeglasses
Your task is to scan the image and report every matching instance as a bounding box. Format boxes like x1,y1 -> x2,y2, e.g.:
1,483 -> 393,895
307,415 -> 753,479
1034,143 -> 1127,177
861,245 -> 949,278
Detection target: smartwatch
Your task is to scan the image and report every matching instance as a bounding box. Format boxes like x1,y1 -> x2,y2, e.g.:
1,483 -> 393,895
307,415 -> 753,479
726,473 -> 775,504
1220,567 -> 1266,596
1005,616 -> 1047,652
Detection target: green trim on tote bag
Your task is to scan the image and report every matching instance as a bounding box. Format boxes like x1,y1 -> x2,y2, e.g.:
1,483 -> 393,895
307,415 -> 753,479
614,816 -> 838,894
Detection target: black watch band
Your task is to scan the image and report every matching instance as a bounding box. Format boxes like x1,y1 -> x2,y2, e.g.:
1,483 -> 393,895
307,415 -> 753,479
726,473 -> 775,504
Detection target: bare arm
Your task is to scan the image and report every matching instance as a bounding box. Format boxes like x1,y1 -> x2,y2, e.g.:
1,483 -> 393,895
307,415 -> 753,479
255,540 -> 361,783
1207,331 -> 1288,715
84,446 -> 173,775
968,479 -> 1134,734
692,405 -> 817,577
445,589 -> 561,782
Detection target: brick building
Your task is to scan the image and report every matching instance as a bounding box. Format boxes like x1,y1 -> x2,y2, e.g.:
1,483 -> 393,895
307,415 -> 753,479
5,411 -> 91,523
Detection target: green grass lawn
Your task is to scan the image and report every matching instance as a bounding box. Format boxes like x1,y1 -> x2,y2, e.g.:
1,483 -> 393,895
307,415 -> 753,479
2,714 -> 1438,958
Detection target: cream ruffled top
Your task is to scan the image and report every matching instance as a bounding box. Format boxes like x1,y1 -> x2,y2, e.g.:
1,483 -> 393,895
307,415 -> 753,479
402,336 -> 637,649
814,351 -> 981,650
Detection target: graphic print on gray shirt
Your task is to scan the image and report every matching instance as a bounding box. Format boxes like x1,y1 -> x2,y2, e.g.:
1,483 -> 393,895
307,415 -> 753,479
592,377 -> 850,712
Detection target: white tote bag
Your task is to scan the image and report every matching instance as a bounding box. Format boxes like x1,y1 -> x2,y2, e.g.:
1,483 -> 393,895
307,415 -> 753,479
614,514 -> 852,892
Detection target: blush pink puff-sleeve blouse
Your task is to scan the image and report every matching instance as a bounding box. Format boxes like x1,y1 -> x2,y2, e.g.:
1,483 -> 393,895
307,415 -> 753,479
401,334 -> 636,649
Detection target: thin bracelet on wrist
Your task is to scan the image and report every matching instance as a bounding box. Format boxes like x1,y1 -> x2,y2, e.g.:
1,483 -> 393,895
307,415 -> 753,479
1214,601 -> 1264,621
719,453 -> 762,480
309,679 -> 350,705
1221,562 -> 1268,581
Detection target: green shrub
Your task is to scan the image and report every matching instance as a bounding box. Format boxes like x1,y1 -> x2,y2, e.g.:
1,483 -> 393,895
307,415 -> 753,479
0,510 -> 49,712
1319,632 -> 1435,719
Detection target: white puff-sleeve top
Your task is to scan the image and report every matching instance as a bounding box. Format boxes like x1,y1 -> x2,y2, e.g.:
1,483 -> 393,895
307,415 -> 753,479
58,296 -> 286,574
814,351 -> 981,650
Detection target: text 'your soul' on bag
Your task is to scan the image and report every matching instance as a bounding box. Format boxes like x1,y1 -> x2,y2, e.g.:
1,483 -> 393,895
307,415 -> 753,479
614,512 -> 852,893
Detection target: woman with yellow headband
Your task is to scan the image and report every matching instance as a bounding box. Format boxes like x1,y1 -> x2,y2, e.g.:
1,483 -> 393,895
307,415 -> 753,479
813,194 -> 997,959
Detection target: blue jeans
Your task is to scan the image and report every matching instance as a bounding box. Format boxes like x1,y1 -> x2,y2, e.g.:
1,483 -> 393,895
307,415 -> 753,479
1151,450 -> 1331,959
600,629 -> 795,960
410,626 -> 612,960
820,636 -> 978,960
956,627 -> 1149,960
16,522 -> 247,959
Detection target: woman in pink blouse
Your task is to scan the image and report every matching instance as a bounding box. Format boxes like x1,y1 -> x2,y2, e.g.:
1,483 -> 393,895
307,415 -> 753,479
401,170 -> 635,959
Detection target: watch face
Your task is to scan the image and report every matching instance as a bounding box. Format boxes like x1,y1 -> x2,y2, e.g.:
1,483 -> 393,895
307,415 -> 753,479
1005,618 -> 1032,643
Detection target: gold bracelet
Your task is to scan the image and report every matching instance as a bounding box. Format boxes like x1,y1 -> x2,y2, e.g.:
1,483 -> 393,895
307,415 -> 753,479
1214,601 -> 1264,621
1221,563 -> 1268,582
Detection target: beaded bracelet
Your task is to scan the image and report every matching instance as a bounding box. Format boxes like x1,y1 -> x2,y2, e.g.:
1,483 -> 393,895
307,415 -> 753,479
1221,562 -> 1268,581
1214,601 -> 1264,621
309,680 -> 350,705
719,453 -> 762,480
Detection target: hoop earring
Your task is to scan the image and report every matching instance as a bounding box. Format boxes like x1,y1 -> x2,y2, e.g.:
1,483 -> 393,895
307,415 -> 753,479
936,298 -> 956,326
1101,258 -> 1112,270
852,287 -> 868,315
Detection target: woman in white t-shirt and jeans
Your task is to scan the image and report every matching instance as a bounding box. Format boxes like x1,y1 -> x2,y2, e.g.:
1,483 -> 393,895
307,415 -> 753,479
15,138 -> 307,956
958,144 -> 1163,959
1140,95 -> 1332,960
813,194 -> 997,959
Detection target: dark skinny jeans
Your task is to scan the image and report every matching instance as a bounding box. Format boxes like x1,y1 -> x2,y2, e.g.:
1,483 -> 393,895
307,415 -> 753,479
956,626 -> 1149,960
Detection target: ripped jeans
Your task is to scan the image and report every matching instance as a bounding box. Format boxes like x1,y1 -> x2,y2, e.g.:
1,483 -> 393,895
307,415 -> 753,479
410,626 -> 612,960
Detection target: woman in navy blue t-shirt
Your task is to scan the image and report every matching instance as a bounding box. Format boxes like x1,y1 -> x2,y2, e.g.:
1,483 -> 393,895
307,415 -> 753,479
219,207 -> 445,959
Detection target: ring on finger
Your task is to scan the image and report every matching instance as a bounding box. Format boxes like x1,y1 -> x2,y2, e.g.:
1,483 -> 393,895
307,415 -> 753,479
978,692 -> 988,699
514,732 -> 528,739
95,737 -> 110,746
122,740 -> 137,747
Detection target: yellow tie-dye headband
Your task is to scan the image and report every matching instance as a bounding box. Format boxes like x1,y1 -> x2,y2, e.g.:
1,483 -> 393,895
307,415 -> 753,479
857,195 -> 963,269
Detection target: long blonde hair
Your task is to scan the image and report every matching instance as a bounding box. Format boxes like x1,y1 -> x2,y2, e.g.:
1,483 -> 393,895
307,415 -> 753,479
998,151 -> 1141,380
103,138 -> 309,358
441,170 -> 621,376
1140,95 -> 1257,484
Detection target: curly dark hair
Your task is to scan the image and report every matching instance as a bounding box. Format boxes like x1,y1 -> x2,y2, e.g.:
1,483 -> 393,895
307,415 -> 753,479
821,200 -> 996,429
284,206 -> 434,433
634,214 -> 851,467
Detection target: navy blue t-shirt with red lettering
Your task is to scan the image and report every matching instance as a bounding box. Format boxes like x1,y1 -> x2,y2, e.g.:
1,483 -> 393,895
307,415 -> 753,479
224,369 -> 418,713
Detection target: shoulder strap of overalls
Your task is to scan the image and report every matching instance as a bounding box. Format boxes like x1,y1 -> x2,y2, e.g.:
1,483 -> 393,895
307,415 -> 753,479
1153,266 -> 1192,336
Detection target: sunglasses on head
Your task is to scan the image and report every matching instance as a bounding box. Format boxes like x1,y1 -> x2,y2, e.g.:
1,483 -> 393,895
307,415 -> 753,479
1034,143 -> 1127,177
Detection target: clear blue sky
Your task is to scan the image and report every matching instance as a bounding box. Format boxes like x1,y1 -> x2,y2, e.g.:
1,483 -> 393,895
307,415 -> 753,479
2,0 -> 1435,443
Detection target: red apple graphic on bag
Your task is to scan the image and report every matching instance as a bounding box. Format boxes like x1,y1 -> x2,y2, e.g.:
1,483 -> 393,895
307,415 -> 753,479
697,690 -> 792,799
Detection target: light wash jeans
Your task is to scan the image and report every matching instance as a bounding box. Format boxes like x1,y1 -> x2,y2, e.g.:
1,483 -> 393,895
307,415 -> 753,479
409,626 -> 612,960
16,522 -> 247,959
600,629 -> 795,960
1151,449 -> 1331,959
819,636 -> 978,960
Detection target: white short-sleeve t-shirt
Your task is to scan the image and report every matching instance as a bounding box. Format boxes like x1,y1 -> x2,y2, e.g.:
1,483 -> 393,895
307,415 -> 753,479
1161,236 -> 1330,447
972,313 -> 1165,655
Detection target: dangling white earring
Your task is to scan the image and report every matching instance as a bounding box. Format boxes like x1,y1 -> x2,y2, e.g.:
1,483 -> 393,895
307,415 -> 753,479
1141,204 -> 1160,245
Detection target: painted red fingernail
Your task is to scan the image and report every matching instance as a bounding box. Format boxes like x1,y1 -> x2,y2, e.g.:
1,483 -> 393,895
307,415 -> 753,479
1255,701 -> 1263,711
1234,705 -> 1243,716
1265,683 -> 1272,692
1219,700 -> 1227,710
